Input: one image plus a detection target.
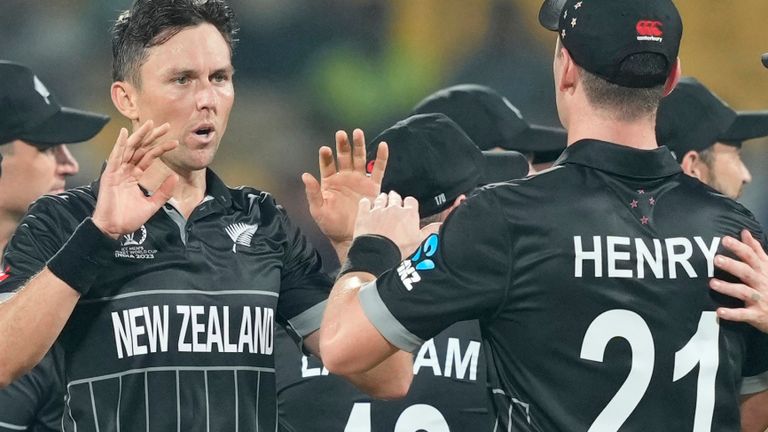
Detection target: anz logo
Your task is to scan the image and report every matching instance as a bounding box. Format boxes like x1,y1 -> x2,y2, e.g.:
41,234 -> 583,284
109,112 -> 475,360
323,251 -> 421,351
397,234 -> 439,291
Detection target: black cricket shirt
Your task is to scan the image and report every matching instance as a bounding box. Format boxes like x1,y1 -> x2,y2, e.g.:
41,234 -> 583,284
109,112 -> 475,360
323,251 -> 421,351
275,319 -> 493,431
0,345 -> 64,432
361,139 -> 768,431
0,169 -> 332,432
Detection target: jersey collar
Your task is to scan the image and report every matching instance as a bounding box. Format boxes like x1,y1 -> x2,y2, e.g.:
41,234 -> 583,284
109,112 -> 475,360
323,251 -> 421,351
90,166 -> 234,210
555,139 -> 681,179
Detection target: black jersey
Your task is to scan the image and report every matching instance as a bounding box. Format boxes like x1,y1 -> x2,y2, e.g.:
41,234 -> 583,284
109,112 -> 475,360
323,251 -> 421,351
360,139 -> 768,431
0,169 -> 332,432
275,320 -> 493,431
0,345 -> 64,432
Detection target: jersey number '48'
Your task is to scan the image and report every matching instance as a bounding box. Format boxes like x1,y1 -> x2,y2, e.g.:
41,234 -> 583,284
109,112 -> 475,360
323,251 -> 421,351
581,310 -> 719,432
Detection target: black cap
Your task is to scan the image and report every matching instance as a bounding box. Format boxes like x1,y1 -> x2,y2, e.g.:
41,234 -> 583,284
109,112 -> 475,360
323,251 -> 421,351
366,113 -> 528,218
411,84 -> 566,154
656,77 -> 768,161
762,53 -> 768,69
539,0 -> 682,88
0,61 -> 109,147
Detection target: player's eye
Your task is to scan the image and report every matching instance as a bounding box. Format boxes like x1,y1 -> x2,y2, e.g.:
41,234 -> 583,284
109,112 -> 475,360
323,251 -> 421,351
173,76 -> 190,85
212,72 -> 230,83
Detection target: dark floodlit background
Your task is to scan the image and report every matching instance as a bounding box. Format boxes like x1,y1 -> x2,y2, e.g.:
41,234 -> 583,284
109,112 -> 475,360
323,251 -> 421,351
2,0 -> 767,269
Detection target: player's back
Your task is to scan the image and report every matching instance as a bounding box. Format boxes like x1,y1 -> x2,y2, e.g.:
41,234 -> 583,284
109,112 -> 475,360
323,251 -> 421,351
481,139 -> 768,430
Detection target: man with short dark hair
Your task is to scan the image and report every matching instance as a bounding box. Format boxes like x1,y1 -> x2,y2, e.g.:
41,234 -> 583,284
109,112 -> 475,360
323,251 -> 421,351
278,113 -> 527,431
411,84 -> 566,172
0,60 -> 108,432
0,0 -> 401,430
656,77 -> 768,200
318,0 -> 768,430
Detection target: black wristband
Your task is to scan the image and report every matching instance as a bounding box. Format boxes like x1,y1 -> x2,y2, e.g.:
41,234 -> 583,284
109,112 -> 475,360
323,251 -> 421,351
47,218 -> 119,296
337,234 -> 402,280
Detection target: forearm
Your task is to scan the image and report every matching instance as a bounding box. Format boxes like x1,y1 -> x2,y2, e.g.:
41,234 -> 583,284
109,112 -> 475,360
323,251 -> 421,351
0,270 -> 78,387
741,390 -> 768,432
319,272 -> 413,398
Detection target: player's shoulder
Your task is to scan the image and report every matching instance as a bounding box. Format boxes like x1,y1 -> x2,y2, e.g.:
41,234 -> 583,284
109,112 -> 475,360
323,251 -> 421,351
23,185 -> 97,229
227,185 -> 293,225
679,175 -> 758,215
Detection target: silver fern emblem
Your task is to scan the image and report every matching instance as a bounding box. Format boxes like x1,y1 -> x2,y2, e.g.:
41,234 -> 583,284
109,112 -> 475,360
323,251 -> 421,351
225,223 -> 258,253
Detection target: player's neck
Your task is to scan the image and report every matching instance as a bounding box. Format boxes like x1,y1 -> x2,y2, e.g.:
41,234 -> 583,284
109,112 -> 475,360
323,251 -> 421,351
566,109 -> 659,151
140,160 -> 207,219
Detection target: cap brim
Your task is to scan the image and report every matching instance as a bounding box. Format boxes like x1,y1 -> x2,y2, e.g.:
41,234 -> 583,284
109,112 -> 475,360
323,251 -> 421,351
720,111 -> 768,142
480,151 -> 530,185
761,53 -> 768,69
500,124 -> 567,153
18,106 -> 109,147
539,0 -> 567,31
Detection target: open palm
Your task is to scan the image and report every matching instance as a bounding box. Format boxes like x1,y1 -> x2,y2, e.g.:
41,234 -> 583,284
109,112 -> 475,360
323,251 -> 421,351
91,121 -> 178,239
303,129 -> 389,246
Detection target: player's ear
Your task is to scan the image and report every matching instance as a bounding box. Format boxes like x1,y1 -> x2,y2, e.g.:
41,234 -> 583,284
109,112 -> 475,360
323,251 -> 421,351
679,150 -> 706,179
111,80 -> 140,121
663,58 -> 682,97
558,47 -> 579,95
452,194 -> 467,208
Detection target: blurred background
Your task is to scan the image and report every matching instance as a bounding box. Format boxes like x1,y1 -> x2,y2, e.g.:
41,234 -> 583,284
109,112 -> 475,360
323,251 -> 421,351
1,0 -> 767,269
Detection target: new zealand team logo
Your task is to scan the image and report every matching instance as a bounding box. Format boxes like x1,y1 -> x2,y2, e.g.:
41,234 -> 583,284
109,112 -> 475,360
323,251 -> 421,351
225,223 -> 258,253
397,234 -> 439,291
115,225 -> 157,259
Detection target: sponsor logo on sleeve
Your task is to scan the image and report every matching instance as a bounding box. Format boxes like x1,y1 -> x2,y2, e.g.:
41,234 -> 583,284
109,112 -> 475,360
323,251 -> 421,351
397,234 -> 439,291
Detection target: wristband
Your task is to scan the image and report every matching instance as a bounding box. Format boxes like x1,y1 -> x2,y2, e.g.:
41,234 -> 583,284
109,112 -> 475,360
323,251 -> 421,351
337,235 -> 402,279
47,218 -> 119,296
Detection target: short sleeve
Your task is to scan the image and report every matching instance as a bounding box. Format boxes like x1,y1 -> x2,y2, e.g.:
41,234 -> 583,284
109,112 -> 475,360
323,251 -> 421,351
359,190 -> 512,352
276,207 -> 332,340
0,197 -> 72,296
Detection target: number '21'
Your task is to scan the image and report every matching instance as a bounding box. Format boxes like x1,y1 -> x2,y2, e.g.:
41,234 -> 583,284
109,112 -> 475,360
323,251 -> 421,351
581,310 -> 719,431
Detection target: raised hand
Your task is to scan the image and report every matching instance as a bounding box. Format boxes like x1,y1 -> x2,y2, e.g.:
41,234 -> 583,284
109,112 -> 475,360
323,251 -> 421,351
709,230 -> 768,333
354,191 -> 423,259
92,120 -> 179,239
303,129 -> 388,256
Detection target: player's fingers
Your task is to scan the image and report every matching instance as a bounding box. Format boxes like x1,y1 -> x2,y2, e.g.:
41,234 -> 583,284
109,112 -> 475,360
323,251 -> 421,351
742,229 -> 768,263
373,193 -> 387,209
352,129 -> 367,172
721,235 -> 760,270
716,306 -> 757,325
403,196 -> 419,211
714,254 -> 759,287
136,140 -> 177,172
123,120 -> 154,164
149,172 -> 179,208
140,122 -> 171,150
709,278 -> 760,303
106,128 -> 129,172
302,173 -> 323,211
336,130 -> 353,171
370,142 -> 389,187
358,197 -> 372,213
318,146 -> 337,180
388,190 -> 402,207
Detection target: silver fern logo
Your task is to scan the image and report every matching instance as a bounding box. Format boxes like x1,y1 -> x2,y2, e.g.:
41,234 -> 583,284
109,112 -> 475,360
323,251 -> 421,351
225,223 -> 258,253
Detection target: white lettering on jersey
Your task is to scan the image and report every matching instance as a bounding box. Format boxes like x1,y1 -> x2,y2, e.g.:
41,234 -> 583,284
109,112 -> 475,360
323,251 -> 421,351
412,337 -> 481,380
111,306 -> 170,359
397,260 -> 421,291
301,355 -> 329,378
574,236 -> 720,279
112,305 -> 274,359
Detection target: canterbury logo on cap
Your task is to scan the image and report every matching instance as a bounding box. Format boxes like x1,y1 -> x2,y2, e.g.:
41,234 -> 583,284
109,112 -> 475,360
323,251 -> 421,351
636,20 -> 663,42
